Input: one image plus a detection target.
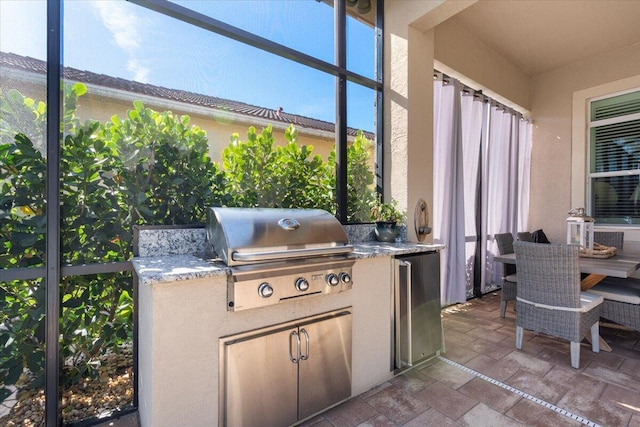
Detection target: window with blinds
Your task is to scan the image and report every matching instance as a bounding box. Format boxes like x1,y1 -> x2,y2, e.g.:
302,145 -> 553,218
588,90 -> 640,224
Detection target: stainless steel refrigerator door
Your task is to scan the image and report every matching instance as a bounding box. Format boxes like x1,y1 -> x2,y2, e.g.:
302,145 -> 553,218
298,311 -> 352,420
224,326 -> 299,427
395,252 -> 442,368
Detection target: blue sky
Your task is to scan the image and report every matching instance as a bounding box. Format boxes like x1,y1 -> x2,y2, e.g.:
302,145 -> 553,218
0,0 -> 376,132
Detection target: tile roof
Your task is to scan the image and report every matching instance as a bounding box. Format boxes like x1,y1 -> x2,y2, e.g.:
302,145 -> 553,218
1,51 -> 374,139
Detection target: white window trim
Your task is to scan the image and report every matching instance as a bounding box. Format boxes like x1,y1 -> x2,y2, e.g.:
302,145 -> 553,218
586,88 -> 640,219
572,75 -> 640,244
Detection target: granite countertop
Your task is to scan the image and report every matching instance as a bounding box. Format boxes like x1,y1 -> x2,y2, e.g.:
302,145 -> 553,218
133,242 -> 444,286
351,242 -> 443,258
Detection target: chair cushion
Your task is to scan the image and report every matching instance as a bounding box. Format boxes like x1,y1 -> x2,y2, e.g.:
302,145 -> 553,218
580,291 -> 605,312
516,292 -> 603,313
590,282 -> 640,305
531,229 -> 551,244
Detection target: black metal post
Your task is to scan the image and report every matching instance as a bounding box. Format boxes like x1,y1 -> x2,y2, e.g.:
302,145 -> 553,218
45,0 -> 62,425
127,0 -> 378,90
375,0 -> 384,196
335,0 -> 348,222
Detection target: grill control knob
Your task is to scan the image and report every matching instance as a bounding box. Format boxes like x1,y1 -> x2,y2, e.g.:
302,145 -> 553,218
258,283 -> 274,298
326,273 -> 339,287
295,277 -> 310,292
339,272 -> 351,284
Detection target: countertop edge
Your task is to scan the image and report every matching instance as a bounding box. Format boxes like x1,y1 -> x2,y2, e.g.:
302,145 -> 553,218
133,243 -> 444,286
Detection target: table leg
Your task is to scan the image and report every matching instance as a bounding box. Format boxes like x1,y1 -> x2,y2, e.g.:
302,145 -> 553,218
581,274 -> 606,291
584,333 -> 612,352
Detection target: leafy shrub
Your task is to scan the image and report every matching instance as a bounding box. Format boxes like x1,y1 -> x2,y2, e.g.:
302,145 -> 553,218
223,125 -> 334,211
0,84 -> 378,405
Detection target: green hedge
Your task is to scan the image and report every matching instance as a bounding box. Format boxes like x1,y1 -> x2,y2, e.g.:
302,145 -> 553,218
0,84 -> 377,403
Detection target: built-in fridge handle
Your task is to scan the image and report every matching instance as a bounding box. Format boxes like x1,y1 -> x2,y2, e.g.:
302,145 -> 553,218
394,259 -> 412,368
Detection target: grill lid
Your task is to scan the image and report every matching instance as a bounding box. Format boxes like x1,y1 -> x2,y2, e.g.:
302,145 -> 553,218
205,207 -> 352,266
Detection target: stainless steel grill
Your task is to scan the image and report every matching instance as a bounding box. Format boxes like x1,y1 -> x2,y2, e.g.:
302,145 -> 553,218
205,207 -> 354,311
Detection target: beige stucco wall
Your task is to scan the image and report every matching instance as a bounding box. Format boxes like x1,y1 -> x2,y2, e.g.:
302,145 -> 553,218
137,256 -> 395,427
405,1 -> 640,252
529,42 -> 640,245
384,0 -> 462,242
384,0 -> 535,243
434,18 -> 531,112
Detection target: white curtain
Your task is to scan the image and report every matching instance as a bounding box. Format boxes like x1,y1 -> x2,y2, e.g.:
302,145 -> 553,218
433,76 -> 467,305
484,104 -> 516,286
434,73 -> 533,299
460,92 -> 484,296
517,118 -> 532,232
482,104 -> 533,291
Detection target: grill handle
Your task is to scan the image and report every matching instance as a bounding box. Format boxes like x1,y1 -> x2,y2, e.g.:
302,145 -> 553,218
231,245 -> 353,262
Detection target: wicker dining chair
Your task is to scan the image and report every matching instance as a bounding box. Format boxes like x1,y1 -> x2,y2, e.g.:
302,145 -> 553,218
593,231 -> 624,249
513,242 -> 603,369
495,233 -> 517,318
589,231 -> 640,332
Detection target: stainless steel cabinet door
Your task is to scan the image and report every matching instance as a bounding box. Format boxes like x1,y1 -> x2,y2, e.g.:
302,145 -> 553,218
297,311 -> 352,420
224,326 -> 298,427
395,252 -> 442,369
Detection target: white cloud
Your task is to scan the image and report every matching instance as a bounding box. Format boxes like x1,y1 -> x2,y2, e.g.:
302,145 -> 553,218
93,0 -> 150,82
0,1 -> 47,60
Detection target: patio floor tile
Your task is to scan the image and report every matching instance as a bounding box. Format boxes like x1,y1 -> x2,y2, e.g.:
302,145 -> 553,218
420,360 -> 475,389
600,383 -> 640,416
505,370 -> 569,404
440,341 -> 480,364
465,337 -> 515,360
414,381 -> 478,421
557,385 -> 633,427
582,364 -> 640,393
323,397 -> 379,427
458,402 -> 524,426
506,398 -> 583,426
363,384 -> 430,425
400,408 -> 459,427
457,377 -> 523,413
97,291 -> 640,427
465,353 -> 520,381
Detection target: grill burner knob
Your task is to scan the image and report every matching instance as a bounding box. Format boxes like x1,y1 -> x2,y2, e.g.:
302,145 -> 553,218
339,272 -> 351,283
295,277 -> 310,292
258,283 -> 274,298
326,273 -> 340,287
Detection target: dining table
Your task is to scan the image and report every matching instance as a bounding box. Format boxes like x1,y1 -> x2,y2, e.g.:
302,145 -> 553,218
493,249 -> 640,352
494,250 -> 640,284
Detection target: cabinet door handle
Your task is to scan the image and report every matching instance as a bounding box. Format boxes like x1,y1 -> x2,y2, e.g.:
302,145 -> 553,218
300,328 -> 310,361
404,260 -> 413,363
289,331 -> 300,363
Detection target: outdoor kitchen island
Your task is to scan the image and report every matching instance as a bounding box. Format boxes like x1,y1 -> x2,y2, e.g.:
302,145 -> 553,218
132,225 -> 443,427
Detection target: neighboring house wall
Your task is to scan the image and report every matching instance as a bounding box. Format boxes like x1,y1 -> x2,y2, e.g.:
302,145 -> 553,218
74,90 -> 338,161
74,92 -> 337,161
1,65 -> 344,162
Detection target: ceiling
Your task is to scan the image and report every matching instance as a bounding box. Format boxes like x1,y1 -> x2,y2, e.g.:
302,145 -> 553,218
446,0 -> 640,76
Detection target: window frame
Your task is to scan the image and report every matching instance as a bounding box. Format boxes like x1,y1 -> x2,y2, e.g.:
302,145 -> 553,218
586,87 -> 640,224
0,0 -> 384,425
130,0 -> 383,223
